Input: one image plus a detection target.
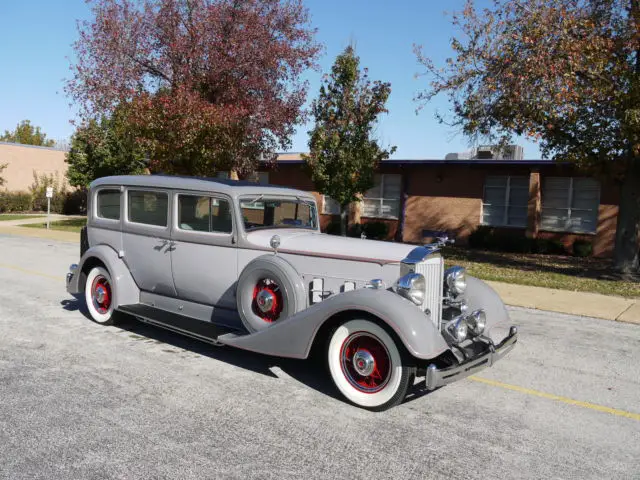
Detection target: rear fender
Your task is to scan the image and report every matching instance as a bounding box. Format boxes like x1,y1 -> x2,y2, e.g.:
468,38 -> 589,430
68,245 -> 140,308
218,288 -> 450,360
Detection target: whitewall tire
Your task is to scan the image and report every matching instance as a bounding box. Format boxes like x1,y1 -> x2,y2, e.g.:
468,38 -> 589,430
84,266 -> 116,325
327,319 -> 414,411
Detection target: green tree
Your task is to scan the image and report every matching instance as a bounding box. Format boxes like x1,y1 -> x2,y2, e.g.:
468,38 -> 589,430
66,111 -> 148,188
304,46 -> 396,236
0,120 -> 55,147
416,0 -> 640,273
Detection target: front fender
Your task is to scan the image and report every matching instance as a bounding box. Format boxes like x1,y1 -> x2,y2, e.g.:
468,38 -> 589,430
218,288 -> 450,360
464,275 -> 510,331
67,245 -> 140,308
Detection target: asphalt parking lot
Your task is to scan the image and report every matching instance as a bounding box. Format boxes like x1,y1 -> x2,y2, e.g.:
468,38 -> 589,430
0,234 -> 639,479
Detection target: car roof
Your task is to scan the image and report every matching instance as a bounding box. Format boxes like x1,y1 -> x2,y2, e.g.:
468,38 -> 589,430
90,174 -> 316,201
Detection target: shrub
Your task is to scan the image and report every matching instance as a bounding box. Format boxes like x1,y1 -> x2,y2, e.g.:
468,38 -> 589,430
346,222 -> 390,240
362,221 -> 390,240
468,226 -> 493,249
0,191 -> 33,213
347,223 -> 363,238
573,239 -> 593,257
62,189 -> 87,215
324,219 -> 342,235
29,171 -> 68,213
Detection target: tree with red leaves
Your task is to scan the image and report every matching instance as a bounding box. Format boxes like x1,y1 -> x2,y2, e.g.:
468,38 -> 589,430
67,0 -> 321,178
416,0 -> 640,273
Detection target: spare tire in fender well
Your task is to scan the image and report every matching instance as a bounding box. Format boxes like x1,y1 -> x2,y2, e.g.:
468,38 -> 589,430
236,254 -> 307,332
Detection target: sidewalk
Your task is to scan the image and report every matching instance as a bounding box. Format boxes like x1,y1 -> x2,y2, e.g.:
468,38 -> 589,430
487,281 -> 639,325
0,221 -> 638,325
0,215 -> 80,243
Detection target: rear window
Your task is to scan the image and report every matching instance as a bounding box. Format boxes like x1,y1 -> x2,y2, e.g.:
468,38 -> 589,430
128,190 -> 168,227
96,189 -> 121,220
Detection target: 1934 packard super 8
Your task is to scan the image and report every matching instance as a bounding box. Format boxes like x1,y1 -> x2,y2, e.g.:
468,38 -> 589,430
66,175 -> 517,411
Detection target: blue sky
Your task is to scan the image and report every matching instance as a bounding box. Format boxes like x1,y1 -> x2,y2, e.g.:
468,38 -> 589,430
0,0 -> 542,159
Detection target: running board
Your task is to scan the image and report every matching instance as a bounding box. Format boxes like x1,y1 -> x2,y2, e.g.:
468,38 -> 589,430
117,303 -> 238,345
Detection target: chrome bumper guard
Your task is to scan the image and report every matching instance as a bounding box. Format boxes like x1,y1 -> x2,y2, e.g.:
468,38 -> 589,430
426,326 -> 518,391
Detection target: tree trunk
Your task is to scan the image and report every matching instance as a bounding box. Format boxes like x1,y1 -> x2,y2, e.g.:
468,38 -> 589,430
613,157 -> 640,273
340,205 -> 348,237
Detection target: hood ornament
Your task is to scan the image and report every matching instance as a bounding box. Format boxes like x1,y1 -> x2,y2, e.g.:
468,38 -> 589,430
270,234 -> 281,253
402,234 -> 454,265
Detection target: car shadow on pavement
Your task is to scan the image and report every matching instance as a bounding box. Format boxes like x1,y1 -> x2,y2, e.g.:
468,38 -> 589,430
61,297 -> 348,404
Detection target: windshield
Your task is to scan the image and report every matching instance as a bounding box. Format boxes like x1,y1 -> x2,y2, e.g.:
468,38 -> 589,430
240,196 -> 318,231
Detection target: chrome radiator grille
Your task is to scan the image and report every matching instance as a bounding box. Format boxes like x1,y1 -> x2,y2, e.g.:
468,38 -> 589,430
414,257 -> 444,329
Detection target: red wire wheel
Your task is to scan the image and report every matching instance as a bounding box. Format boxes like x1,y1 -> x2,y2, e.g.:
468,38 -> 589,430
340,332 -> 392,394
91,275 -> 112,314
251,278 -> 283,323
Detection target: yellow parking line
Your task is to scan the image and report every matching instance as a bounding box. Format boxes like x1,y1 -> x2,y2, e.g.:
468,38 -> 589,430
0,263 -> 65,281
470,376 -> 640,421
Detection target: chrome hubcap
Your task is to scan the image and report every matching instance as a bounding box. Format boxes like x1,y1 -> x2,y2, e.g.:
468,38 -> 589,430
256,289 -> 275,313
95,286 -> 106,304
352,350 -> 375,376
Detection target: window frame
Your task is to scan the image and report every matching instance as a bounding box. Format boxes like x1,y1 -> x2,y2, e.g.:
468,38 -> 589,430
94,187 -> 122,223
175,193 -> 234,236
362,174 -> 402,220
540,177 -> 600,234
125,188 -> 170,229
322,195 -> 341,215
481,175 -> 529,228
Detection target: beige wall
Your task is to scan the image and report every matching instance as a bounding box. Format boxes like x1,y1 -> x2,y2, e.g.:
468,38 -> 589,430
0,143 -> 68,192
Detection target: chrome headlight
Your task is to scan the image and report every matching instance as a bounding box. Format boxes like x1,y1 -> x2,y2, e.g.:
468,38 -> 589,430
396,272 -> 426,306
446,318 -> 468,343
445,266 -> 467,296
466,309 -> 486,336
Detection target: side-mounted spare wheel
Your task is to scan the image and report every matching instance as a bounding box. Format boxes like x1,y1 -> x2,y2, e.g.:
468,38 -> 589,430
327,319 -> 415,411
84,266 -> 118,325
236,255 -> 306,332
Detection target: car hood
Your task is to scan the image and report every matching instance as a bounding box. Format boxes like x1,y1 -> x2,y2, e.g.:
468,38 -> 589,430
244,229 -> 416,264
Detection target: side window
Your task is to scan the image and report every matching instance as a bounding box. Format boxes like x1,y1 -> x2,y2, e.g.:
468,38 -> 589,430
128,190 -> 168,227
96,189 -> 121,220
178,195 -> 232,234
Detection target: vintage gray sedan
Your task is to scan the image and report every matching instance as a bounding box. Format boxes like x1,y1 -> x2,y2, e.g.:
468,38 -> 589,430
66,175 -> 517,411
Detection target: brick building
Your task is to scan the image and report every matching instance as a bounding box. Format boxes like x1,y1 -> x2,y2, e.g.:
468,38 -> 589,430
0,142 -> 621,258
258,155 -> 620,258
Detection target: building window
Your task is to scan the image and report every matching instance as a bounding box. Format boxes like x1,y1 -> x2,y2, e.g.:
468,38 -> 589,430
541,177 -> 600,233
322,195 -> 341,215
96,189 -> 120,220
128,190 -> 168,227
362,174 -> 402,219
482,176 -> 529,227
247,171 -> 269,184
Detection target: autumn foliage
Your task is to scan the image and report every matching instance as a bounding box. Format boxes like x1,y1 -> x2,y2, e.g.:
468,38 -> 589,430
67,0 -> 320,177
416,0 -> 640,272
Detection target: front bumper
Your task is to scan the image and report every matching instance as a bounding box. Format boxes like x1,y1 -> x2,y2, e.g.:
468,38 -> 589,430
425,326 -> 518,390
66,264 -> 78,295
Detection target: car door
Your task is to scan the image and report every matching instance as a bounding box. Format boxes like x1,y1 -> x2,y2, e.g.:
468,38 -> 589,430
170,192 -> 238,309
121,188 -> 177,297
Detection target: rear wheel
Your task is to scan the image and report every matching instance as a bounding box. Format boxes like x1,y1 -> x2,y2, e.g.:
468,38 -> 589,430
84,266 -> 117,325
327,319 -> 414,411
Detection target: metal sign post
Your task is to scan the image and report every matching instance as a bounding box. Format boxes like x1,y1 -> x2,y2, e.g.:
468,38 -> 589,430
46,187 -> 53,229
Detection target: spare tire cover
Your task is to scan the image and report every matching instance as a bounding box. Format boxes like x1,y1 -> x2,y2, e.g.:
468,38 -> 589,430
236,255 -> 307,332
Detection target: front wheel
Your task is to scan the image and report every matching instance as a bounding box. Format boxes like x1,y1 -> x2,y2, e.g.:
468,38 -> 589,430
84,266 -> 117,325
327,319 -> 414,411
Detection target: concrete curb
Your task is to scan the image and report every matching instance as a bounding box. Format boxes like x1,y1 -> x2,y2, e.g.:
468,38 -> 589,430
0,224 -> 638,325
